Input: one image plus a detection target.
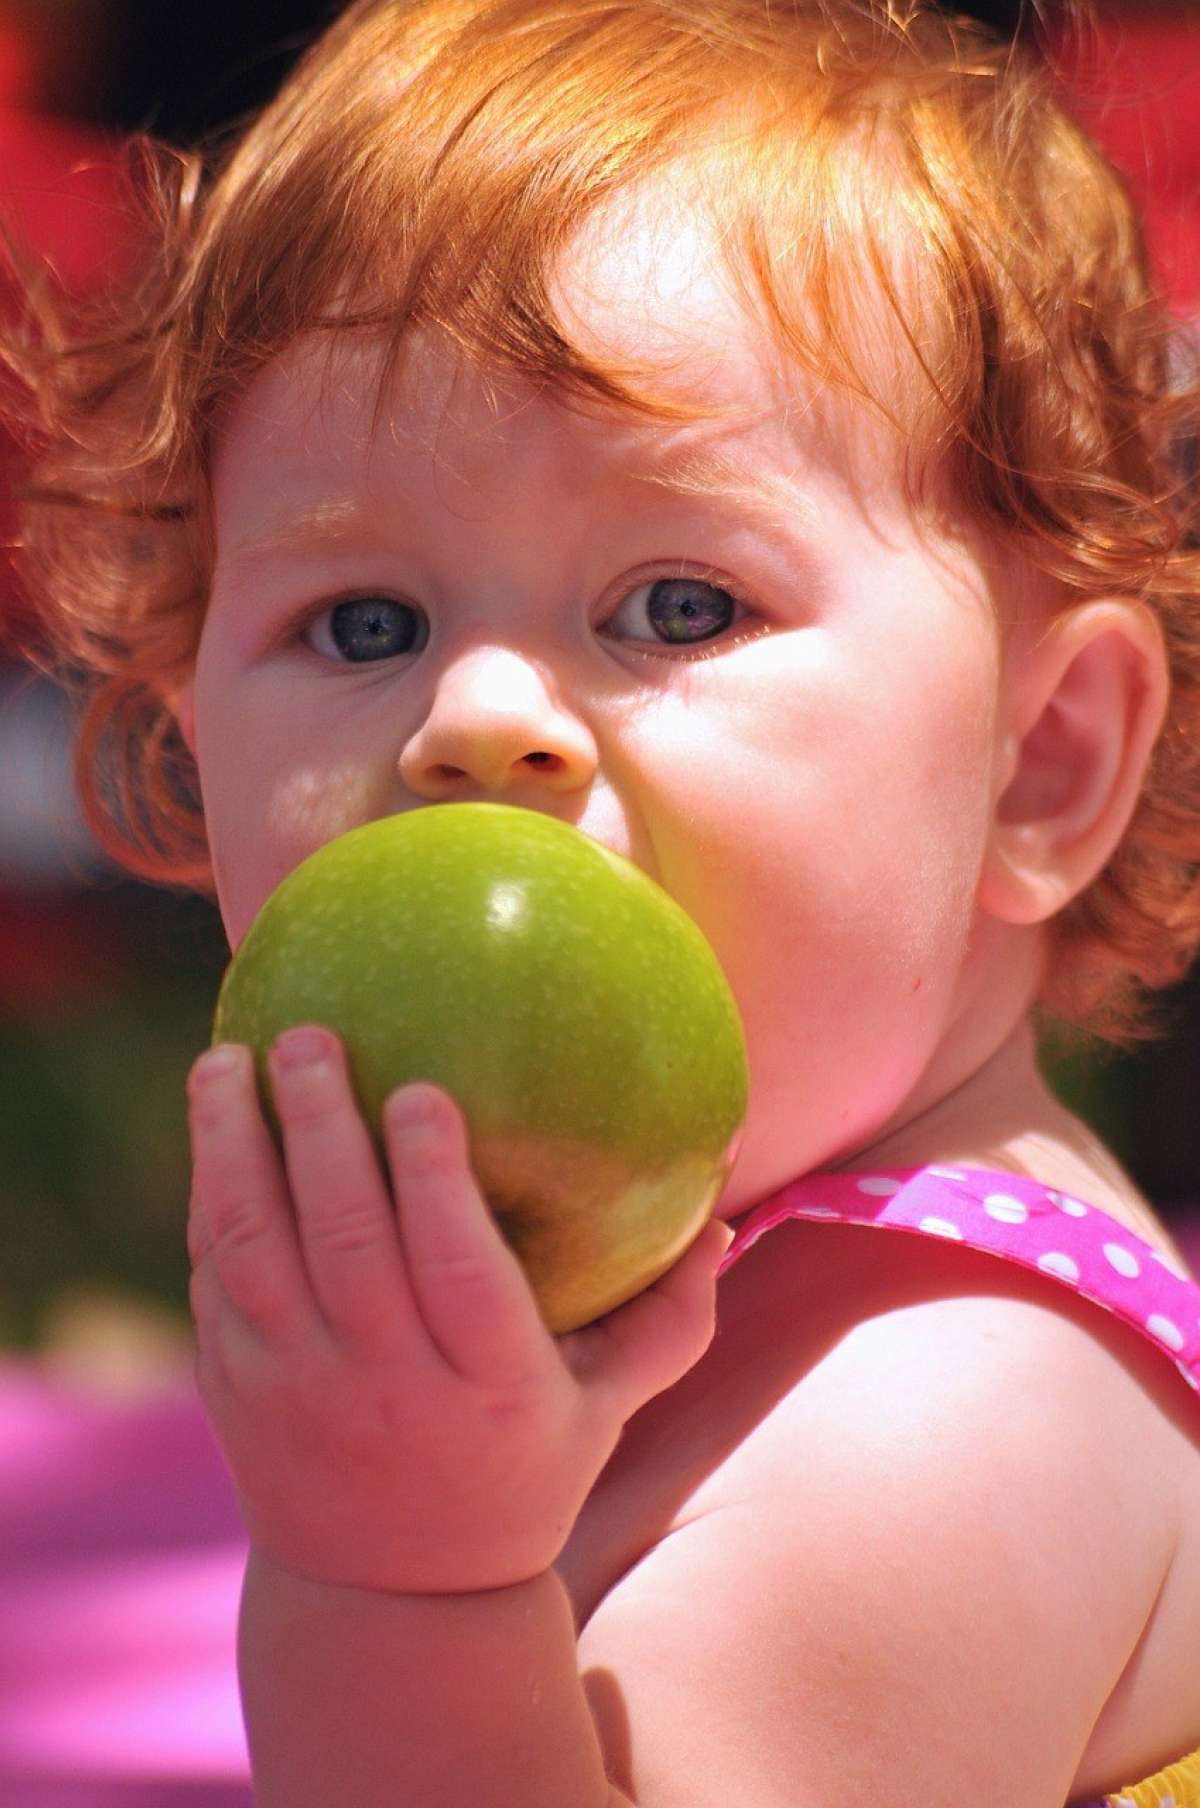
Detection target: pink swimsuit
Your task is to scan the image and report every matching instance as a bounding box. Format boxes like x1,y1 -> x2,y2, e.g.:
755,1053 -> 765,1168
719,1164 -> 1200,1396
718,1164 -> 1200,1808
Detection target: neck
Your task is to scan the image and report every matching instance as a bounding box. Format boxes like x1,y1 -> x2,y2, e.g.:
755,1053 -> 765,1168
833,1015 -> 1055,1177
835,1003 -> 1168,1217
827,1015 -> 1191,1262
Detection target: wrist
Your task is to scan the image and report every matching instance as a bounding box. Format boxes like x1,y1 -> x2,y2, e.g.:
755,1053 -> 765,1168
244,1542 -> 554,1606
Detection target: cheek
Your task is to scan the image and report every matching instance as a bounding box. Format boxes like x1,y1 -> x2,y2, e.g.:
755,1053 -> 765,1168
259,760 -> 381,868
825,706 -> 997,996
207,759 -> 385,948
193,664 -> 384,946
643,660 -> 997,1082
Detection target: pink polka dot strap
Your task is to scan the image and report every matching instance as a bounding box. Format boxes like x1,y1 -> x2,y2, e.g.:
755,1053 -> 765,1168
719,1166 -> 1200,1398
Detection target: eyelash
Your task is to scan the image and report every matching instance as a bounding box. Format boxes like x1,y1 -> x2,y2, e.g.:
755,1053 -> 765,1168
298,569 -> 769,665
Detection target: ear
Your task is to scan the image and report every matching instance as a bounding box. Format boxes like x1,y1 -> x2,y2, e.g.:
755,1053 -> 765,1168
166,675 -> 197,756
978,600 -> 1169,926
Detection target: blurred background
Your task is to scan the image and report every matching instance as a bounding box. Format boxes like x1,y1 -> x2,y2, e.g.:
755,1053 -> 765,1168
1,0 -> 1199,1385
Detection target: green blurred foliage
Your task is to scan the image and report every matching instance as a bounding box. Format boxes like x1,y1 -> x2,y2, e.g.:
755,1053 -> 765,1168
1037,1022 -> 1138,1168
0,885 -> 227,1351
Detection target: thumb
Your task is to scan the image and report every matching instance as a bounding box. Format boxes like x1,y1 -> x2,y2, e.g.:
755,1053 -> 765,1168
564,1217 -> 734,1413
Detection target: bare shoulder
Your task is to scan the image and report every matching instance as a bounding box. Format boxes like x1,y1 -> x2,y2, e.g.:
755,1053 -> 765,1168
576,1222 -> 1199,1807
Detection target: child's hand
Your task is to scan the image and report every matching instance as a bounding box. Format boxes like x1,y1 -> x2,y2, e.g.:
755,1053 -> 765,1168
186,1028 -> 729,1597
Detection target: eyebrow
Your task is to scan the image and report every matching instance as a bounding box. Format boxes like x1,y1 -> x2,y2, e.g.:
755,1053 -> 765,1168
221,429 -> 817,567
221,497 -> 377,567
625,433 -> 818,528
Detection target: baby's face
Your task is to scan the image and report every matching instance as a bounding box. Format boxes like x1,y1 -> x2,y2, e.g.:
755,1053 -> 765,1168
190,196 -> 1016,1203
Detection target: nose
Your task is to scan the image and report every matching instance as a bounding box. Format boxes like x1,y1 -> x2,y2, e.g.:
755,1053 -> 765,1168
397,646 -> 598,801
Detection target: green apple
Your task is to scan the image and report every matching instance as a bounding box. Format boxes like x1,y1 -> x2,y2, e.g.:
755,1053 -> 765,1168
212,803 -> 749,1333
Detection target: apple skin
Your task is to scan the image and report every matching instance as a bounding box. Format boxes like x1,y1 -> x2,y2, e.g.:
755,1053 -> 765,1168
212,803 -> 749,1334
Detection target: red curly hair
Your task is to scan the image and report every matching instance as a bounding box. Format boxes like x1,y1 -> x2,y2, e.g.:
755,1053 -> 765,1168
3,0 -> 1199,1043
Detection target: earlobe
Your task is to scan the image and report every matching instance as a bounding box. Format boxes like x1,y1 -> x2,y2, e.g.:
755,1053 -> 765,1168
168,677 -> 197,755
978,601 -> 1169,926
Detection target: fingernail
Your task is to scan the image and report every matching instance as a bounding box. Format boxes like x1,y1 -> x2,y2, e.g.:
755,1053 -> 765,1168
272,1026 -> 334,1070
387,1084 -> 441,1132
192,1044 -> 242,1086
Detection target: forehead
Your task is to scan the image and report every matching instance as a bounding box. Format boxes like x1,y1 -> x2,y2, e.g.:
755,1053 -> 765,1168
209,348 -> 915,586
209,335 -> 819,578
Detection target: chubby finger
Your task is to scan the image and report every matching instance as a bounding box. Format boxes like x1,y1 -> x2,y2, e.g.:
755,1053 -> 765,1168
383,1084 -> 551,1385
564,1216 -> 734,1414
187,1043 -> 310,1336
268,1026 -> 417,1347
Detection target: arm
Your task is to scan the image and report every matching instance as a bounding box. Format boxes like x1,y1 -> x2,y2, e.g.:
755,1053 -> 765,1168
238,1556 -> 632,1808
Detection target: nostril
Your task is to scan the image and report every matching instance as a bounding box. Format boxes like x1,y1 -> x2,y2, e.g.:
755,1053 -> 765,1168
524,751 -> 558,768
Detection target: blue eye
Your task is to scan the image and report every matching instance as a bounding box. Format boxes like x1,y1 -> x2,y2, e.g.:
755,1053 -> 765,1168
610,577 -> 745,648
306,596 -> 423,663
301,575 -> 754,663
